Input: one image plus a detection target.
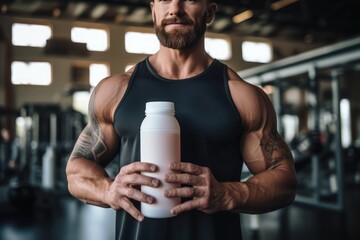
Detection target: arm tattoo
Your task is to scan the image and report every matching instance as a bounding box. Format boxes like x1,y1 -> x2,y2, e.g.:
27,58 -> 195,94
260,130 -> 293,169
70,88 -> 108,163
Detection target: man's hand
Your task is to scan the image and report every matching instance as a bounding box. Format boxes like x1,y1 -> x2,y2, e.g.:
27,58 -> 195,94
104,162 -> 160,221
164,162 -> 231,216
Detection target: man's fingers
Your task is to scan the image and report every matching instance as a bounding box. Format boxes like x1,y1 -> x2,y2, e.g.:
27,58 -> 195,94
119,198 -> 145,222
121,186 -> 156,204
165,173 -> 205,186
165,187 -> 204,198
169,162 -> 204,175
117,173 -> 160,188
170,198 -> 202,216
121,162 -> 157,174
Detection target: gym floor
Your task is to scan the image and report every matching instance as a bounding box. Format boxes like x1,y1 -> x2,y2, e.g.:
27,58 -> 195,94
0,185 -> 359,240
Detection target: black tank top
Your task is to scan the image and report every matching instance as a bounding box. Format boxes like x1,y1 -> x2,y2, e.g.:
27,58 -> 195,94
113,58 -> 243,240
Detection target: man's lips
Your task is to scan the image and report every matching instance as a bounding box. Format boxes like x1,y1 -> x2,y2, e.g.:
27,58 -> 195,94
162,18 -> 193,26
166,22 -> 188,27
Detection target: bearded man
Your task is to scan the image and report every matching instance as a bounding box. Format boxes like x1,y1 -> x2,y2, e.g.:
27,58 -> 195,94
66,1 -> 297,239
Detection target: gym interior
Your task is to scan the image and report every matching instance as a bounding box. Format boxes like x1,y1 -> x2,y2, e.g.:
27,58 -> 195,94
0,1 -> 359,240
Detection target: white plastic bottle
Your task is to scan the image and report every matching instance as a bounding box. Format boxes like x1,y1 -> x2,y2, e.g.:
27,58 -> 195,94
42,146 -> 55,189
140,101 -> 181,218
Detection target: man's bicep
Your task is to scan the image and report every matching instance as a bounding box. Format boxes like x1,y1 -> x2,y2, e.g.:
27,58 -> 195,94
242,129 -> 294,174
228,74 -> 294,173
69,81 -> 119,167
70,125 -> 96,161
241,131 -> 266,174
69,122 -> 118,167
260,129 -> 294,169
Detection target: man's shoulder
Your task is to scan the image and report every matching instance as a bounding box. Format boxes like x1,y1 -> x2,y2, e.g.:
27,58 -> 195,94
91,67 -> 137,121
104,67 -> 135,86
226,67 -> 275,130
227,67 -> 260,99
96,66 -> 136,94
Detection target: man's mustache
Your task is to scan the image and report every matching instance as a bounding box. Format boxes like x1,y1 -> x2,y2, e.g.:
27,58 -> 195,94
161,17 -> 194,26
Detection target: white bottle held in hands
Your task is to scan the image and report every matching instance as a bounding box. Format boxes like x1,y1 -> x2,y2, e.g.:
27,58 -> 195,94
140,101 -> 181,218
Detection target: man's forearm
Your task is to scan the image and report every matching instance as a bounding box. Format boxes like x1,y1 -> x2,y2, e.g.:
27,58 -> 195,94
223,168 -> 297,214
66,158 -> 113,208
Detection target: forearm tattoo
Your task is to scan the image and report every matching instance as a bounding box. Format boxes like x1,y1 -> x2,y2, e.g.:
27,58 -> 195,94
70,89 -> 108,162
260,130 -> 293,169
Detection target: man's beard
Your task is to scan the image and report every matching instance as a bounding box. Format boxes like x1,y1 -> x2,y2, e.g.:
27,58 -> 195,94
154,14 -> 207,50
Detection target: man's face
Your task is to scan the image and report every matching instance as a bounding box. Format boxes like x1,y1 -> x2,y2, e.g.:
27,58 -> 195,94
151,0 -> 211,50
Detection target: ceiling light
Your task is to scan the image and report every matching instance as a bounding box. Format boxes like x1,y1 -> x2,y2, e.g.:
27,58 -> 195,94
1,4 -> 7,13
73,3 -> 87,17
53,8 -> 61,18
233,10 -> 253,24
212,18 -> 231,31
271,0 -> 299,11
91,4 -> 108,19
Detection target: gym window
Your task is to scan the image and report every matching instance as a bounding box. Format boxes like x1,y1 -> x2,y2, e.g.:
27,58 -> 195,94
11,61 -> 52,85
12,23 -> 52,47
73,91 -> 91,115
72,63 -> 109,115
205,37 -> 231,60
124,31 -> 232,60
242,41 -> 272,63
125,32 -> 160,54
90,63 -> 110,87
71,27 -> 108,51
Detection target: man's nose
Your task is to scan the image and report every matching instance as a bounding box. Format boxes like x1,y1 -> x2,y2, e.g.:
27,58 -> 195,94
168,0 -> 185,17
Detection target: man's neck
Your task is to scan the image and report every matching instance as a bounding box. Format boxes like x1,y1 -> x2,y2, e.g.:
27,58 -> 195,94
148,45 -> 213,80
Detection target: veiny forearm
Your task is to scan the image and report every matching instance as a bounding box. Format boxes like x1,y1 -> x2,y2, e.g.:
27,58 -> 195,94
66,158 -> 113,207
223,166 -> 297,214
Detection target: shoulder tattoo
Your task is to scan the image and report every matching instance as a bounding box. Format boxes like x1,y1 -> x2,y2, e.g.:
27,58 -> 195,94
260,130 -> 293,169
70,88 -> 108,162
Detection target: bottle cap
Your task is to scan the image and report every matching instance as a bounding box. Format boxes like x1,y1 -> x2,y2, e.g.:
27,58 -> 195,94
145,101 -> 175,115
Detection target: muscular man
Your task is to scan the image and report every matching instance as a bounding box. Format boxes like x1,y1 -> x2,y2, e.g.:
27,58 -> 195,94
66,0 -> 297,239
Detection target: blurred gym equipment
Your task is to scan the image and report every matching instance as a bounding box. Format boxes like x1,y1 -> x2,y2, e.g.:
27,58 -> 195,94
1,103 -> 86,210
239,36 -> 360,211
